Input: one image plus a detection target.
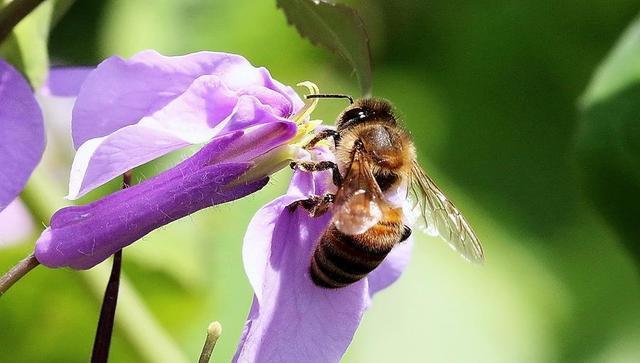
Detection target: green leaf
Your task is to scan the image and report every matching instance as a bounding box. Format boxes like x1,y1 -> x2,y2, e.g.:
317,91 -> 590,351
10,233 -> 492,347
276,0 -> 372,95
576,15 -> 640,261
0,0 -> 53,88
581,17 -> 640,107
51,0 -> 75,25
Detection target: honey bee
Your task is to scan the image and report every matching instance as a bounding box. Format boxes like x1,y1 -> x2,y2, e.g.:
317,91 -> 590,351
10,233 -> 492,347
289,95 -> 484,288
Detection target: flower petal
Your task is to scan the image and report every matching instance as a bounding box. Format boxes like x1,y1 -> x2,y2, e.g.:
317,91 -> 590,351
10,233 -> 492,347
367,235 -> 413,296
242,194 -> 306,302
236,194 -> 369,363
67,125 -> 193,200
237,164 -> 359,363
0,198 -> 34,247
40,67 -> 93,97
0,60 -> 45,212
72,50 -> 300,148
67,91 -> 295,199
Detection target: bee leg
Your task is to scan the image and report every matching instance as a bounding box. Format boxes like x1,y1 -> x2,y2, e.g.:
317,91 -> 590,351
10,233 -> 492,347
288,193 -> 335,217
304,129 -> 341,149
399,225 -> 412,242
290,160 -> 342,187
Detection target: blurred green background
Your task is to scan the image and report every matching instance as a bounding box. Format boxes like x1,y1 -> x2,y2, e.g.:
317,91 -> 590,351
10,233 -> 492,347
1,0 -> 640,362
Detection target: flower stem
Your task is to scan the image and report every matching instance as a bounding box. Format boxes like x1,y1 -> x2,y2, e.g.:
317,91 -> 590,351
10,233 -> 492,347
90,172 -> 132,362
0,252 -> 39,297
0,0 -> 47,43
91,250 -> 122,363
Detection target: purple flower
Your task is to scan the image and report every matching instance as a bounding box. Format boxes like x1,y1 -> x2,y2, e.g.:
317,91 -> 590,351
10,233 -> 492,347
28,50 -> 412,361
35,51 -> 305,269
234,147 -> 413,363
0,60 -> 45,212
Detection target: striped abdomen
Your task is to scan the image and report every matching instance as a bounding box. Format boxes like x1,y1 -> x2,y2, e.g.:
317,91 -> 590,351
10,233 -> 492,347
310,208 -> 410,288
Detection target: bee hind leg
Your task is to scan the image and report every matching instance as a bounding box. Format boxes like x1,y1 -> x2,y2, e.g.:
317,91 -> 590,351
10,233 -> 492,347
288,193 -> 335,217
290,160 -> 342,187
400,225 -> 412,242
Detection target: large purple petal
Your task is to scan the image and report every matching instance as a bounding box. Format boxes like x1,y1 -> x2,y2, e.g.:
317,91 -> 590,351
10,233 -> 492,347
236,194 -> 369,363
67,93 -> 294,199
72,50 -> 301,148
236,171 -> 351,363
0,60 -> 45,212
367,236 -> 413,297
242,168 -> 332,299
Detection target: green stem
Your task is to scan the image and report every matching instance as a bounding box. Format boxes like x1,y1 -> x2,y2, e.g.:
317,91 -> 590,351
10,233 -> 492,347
0,252 -> 39,297
0,0 -> 47,44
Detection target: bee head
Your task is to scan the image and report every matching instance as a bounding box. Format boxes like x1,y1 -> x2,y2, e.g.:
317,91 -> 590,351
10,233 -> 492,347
337,98 -> 396,130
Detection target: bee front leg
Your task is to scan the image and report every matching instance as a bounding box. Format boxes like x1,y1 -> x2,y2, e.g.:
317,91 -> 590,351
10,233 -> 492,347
288,193 -> 335,217
304,129 -> 340,149
290,160 -> 342,187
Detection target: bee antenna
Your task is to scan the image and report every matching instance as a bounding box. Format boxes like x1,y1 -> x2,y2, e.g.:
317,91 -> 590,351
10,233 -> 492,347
305,94 -> 354,105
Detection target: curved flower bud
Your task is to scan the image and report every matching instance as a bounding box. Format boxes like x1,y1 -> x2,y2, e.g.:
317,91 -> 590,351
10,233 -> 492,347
67,50 -> 303,199
0,60 -> 45,212
234,147 -> 413,363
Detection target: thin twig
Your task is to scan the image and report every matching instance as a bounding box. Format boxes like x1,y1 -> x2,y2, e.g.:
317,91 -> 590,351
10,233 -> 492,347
91,171 -> 132,362
91,250 -> 122,363
199,322 -> 222,363
0,253 -> 39,297
0,0 -> 47,44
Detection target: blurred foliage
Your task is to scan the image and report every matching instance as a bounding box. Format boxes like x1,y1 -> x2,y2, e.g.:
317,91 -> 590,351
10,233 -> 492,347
578,15 -> 640,261
1,0 -> 639,363
0,0 -> 53,88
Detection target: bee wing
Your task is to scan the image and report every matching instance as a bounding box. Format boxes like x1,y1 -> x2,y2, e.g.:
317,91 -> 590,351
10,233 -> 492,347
333,147 -> 389,235
410,160 -> 485,263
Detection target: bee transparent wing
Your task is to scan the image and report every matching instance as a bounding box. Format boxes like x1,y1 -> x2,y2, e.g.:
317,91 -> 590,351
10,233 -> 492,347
333,147 -> 388,235
410,160 -> 485,263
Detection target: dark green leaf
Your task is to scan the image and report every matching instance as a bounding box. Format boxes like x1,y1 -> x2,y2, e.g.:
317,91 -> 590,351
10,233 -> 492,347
276,0 -> 372,95
577,15 -> 640,261
51,0 -> 75,26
